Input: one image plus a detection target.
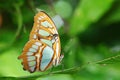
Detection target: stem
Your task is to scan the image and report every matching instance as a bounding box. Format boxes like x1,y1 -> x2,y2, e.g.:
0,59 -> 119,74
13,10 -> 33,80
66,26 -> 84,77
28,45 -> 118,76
19,66 -> 82,79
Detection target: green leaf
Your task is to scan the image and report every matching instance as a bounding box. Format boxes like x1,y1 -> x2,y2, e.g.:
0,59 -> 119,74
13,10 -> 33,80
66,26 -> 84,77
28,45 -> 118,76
0,49 -> 31,77
96,55 -> 120,64
37,74 -> 73,80
0,77 -> 17,80
69,0 -> 114,36
0,77 -> 35,80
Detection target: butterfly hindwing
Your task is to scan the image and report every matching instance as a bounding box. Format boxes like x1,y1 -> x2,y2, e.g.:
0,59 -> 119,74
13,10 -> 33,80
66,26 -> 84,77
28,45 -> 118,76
18,40 -> 42,72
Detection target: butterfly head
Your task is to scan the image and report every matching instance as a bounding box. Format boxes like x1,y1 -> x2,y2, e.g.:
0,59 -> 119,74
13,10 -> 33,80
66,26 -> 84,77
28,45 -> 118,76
51,34 -> 59,43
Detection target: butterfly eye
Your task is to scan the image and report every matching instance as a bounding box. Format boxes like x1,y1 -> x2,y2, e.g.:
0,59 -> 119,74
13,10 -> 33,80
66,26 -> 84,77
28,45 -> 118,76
53,34 -> 58,37
18,11 -> 63,73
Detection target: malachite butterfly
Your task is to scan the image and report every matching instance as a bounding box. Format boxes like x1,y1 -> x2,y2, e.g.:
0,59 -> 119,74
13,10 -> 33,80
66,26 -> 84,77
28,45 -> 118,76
18,11 -> 64,73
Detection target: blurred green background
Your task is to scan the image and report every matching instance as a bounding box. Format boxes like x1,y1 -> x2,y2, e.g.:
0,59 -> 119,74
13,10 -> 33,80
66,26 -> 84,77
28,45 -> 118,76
0,0 -> 120,80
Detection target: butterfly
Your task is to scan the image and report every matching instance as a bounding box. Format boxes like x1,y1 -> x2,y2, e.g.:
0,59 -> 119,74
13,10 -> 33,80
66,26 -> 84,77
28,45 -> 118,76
18,11 -> 64,73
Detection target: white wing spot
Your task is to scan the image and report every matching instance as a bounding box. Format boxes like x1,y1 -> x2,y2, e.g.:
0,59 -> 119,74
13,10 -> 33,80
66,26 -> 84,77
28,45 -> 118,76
38,17 -> 42,20
27,56 -> 36,61
29,48 -> 37,52
32,45 -> 38,50
38,16 -> 44,21
38,30 -> 50,36
35,42 -> 42,46
41,16 -> 44,18
41,21 -> 52,28
33,34 -> 37,39
28,61 -> 36,66
26,52 -> 34,56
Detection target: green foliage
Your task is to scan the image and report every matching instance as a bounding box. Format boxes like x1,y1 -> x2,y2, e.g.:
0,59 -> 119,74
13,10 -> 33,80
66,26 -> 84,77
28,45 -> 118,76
69,0 -> 114,36
104,2 -> 120,24
37,74 -> 73,80
0,0 -> 120,80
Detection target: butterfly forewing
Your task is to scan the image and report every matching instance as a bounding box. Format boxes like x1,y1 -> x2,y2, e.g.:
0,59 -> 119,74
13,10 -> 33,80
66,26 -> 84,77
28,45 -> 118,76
18,11 -> 63,73
30,11 -> 58,40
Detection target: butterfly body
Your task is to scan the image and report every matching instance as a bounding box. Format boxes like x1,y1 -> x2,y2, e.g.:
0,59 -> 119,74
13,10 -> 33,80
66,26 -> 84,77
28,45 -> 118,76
18,11 -> 63,73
